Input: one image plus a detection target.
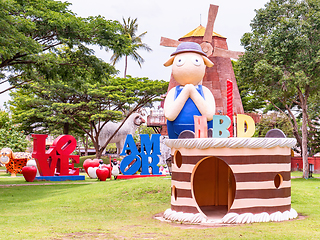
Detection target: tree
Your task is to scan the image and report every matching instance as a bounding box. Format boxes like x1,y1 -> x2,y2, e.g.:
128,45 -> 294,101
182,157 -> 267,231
232,60 -> 266,112
0,110 -> 10,129
254,112 -> 294,138
8,49 -> 168,158
238,0 -> 320,178
134,123 -> 156,142
8,47 -> 117,133
110,17 -> 152,78
0,110 -> 29,152
0,0 -> 129,94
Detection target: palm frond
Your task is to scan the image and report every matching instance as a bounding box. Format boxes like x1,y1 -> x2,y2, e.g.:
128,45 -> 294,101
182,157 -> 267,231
110,17 -> 152,73
110,53 -> 122,65
131,51 -> 144,68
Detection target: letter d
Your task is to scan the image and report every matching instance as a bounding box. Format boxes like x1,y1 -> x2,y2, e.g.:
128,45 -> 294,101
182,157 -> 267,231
237,114 -> 255,138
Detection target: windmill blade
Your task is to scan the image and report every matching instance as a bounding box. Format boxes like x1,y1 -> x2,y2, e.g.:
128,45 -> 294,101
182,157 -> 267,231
203,4 -> 219,43
160,37 -> 181,47
212,47 -> 244,59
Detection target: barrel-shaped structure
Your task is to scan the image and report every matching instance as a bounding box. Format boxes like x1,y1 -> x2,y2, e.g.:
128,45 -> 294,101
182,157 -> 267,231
163,138 -> 298,224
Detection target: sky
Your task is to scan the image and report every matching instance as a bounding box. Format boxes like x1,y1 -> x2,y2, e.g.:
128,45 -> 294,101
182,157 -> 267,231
0,0 -> 269,109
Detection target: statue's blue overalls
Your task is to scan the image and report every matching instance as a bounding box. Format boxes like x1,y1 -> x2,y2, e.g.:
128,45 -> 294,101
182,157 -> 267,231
167,85 -> 213,139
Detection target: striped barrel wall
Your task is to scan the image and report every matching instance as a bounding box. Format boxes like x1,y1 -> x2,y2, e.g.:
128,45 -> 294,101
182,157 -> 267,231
170,154 -> 291,215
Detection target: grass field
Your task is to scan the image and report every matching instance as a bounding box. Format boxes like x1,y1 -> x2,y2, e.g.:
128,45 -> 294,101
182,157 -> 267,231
291,170 -> 320,178
0,172 -> 320,239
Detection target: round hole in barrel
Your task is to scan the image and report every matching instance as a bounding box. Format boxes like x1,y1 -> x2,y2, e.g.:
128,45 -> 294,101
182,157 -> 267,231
174,150 -> 182,168
172,185 -> 177,201
274,174 -> 283,189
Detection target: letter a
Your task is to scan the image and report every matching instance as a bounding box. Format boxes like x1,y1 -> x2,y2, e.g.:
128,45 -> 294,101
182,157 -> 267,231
120,134 -> 139,156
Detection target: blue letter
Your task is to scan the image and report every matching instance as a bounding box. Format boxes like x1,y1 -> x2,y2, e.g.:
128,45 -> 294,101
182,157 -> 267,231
120,134 -> 139,156
140,153 -> 160,175
140,134 -> 161,155
212,116 -> 231,138
139,134 -> 161,175
120,155 -> 142,175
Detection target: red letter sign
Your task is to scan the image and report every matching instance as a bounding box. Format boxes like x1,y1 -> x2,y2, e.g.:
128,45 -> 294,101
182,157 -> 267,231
32,134 -> 80,176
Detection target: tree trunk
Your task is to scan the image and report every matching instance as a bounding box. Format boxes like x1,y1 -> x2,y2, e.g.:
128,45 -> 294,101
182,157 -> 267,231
82,136 -> 89,156
286,108 -> 302,148
77,138 -> 81,156
85,135 -> 88,156
302,104 -> 309,178
124,55 -> 128,78
93,140 -> 101,159
96,149 -> 103,159
96,152 -> 101,159
63,122 -> 69,135
272,100 -> 302,149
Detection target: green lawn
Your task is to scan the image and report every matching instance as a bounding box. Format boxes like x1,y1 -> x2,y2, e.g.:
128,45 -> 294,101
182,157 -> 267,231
291,170 -> 320,178
0,174 -> 320,239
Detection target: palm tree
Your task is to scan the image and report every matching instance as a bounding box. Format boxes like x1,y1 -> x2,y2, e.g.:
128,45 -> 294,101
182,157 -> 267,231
111,17 -> 152,78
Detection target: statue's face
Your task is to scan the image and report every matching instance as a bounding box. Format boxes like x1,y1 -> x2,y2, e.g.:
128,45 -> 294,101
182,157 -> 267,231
172,52 -> 206,86
133,114 -> 146,126
0,148 -> 12,164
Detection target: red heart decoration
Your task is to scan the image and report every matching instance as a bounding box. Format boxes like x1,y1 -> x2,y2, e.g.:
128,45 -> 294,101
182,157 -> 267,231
96,168 -> 110,181
22,166 -> 37,182
102,164 -> 112,179
100,164 -> 107,169
83,159 -> 100,174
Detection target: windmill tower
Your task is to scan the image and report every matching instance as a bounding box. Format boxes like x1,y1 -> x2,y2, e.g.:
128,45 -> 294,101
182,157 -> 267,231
160,4 -> 244,115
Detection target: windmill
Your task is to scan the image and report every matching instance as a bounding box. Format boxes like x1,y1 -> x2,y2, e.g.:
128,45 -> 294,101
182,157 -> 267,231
160,4 -> 244,116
